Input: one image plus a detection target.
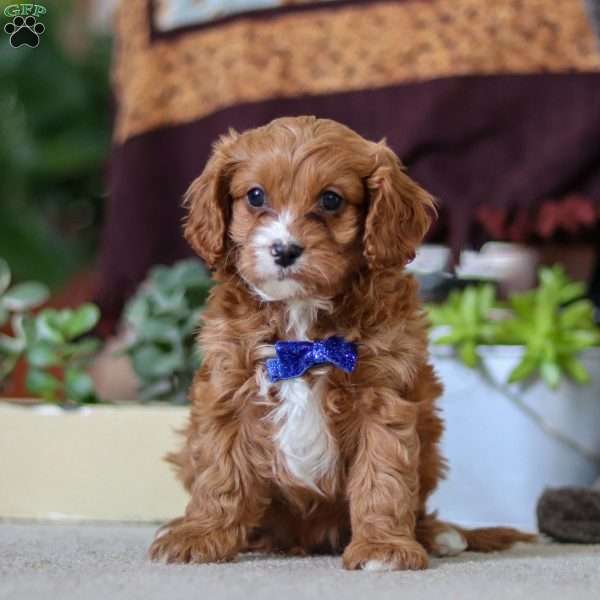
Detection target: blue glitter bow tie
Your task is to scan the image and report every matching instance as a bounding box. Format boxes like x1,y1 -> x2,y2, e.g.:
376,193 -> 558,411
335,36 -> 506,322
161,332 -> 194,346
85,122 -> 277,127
266,336 -> 358,383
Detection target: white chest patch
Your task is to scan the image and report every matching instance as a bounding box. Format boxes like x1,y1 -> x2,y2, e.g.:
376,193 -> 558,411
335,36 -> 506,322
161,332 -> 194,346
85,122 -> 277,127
258,298 -> 337,492
271,377 -> 336,492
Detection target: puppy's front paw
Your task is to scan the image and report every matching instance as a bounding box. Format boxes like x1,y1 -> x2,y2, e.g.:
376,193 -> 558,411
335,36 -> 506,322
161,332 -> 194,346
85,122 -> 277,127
149,520 -> 240,564
342,538 -> 429,571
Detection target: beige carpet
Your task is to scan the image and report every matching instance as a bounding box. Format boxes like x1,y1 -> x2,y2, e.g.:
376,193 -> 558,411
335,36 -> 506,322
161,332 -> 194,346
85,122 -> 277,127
1,522 -> 599,600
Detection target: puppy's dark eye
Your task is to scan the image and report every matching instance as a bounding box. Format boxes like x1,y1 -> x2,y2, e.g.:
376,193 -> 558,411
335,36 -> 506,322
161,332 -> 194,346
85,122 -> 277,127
319,190 -> 344,213
247,187 -> 266,208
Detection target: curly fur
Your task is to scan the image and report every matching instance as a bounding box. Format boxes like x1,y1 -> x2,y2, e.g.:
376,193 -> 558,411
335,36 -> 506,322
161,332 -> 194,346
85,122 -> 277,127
150,116 -> 534,570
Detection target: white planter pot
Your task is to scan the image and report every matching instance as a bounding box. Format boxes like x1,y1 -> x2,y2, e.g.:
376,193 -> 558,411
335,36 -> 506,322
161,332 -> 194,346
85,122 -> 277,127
0,402 -> 188,522
429,346 -> 600,531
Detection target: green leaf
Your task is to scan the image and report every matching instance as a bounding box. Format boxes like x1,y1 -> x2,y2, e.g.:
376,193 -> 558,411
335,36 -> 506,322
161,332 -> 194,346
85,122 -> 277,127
561,330 -> 600,352
11,314 -> 30,346
0,333 -> 26,355
53,309 -> 74,333
131,345 -> 182,379
124,296 -> 149,328
539,266 -> 566,289
0,257 -> 11,296
27,341 -> 60,368
460,286 -> 478,325
558,282 -> 585,304
478,284 -> 495,315
2,282 -> 49,312
0,304 -> 8,327
540,361 -> 561,390
426,306 -> 448,326
169,259 -> 208,288
0,353 -> 19,382
63,303 -> 100,339
559,356 -> 591,385
509,293 -> 534,320
458,342 -> 479,368
508,355 -> 538,383
138,318 -> 181,343
26,368 -> 61,401
186,281 -> 213,309
559,301 -> 595,329
153,288 -> 186,314
63,338 -> 101,360
182,311 -> 201,336
433,332 -> 464,346
34,311 -> 65,344
65,368 -> 96,402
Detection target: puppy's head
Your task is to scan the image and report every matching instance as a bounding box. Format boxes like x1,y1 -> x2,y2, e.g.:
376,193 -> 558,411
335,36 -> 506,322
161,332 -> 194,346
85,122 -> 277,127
184,117 -> 435,301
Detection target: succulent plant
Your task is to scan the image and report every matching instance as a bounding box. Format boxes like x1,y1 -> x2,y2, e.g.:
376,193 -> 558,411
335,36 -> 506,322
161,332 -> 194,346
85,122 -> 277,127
428,266 -> 600,389
21,304 -> 101,403
497,266 -> 600,389
428,284 -> 500,367
122,259 -> 213,404
0,257 -> 49,384
1,256 -> 101,403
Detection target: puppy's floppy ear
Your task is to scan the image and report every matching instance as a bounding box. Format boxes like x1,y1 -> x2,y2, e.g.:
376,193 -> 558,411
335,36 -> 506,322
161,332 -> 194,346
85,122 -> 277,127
364,141 -> 436,269
183,131 -> 239,269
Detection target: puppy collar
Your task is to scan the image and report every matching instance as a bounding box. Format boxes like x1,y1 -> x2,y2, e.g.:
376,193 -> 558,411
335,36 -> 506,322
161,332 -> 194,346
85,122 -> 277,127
266,336 -> 358,383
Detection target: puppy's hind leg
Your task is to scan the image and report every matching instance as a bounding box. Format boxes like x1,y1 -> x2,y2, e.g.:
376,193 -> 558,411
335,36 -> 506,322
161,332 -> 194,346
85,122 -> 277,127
417,514 -> 537,556
416,514 -> 467,557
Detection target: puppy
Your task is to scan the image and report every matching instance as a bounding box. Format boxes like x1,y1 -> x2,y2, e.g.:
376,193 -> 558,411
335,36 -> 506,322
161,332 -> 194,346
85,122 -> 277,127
149,116 -> 533,570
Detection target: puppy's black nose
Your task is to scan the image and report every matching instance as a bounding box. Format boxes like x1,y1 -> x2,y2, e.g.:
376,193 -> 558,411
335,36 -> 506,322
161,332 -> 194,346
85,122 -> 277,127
270,241 -> 304,267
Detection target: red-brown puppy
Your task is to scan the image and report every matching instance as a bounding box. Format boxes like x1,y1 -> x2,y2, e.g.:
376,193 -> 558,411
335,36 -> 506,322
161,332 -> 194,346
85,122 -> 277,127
149,116 -> 533,570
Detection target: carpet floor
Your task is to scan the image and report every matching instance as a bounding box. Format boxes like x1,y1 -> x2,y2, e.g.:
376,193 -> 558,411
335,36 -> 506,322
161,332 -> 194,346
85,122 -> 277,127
1,522 -> 599,600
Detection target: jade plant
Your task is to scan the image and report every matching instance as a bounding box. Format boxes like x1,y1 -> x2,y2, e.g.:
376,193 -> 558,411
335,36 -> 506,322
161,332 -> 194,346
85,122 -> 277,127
0,256 -> 101,403
0,254 -> 99,404
0,257 -> 49,383
22,305 -> 101,404
122,259 -> 213,404
428,266 -> 600,389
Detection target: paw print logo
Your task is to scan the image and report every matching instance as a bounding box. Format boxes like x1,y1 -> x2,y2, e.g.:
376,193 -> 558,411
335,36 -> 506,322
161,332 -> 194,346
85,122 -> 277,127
4,15 -> 45,48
